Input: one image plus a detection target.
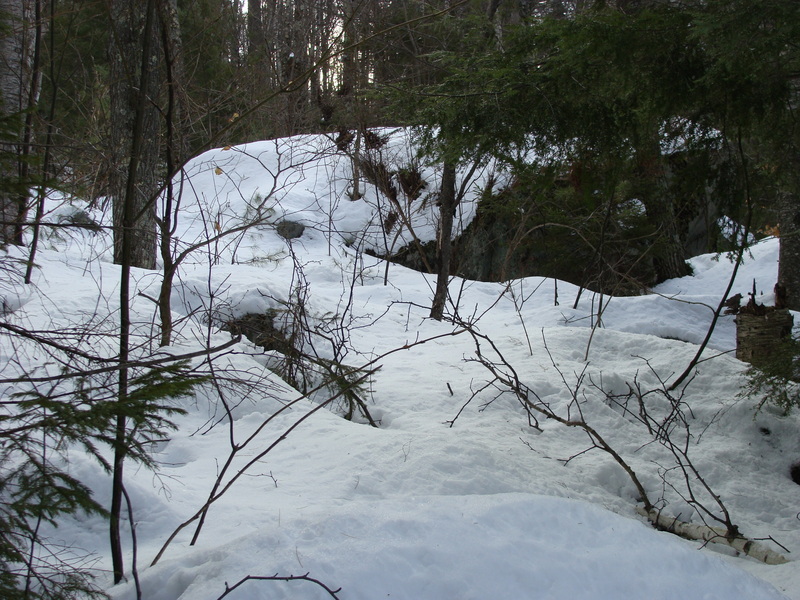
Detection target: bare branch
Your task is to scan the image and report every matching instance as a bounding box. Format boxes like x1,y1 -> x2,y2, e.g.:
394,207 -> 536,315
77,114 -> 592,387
215,572 -> 342,600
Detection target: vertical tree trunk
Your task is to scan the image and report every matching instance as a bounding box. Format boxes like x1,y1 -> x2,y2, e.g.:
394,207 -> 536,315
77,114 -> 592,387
339,0 -> 360,107
158,0 -> 187,160
109,0 -> 161,270
645,196 -> 690,282
23,0 -> 51,285
155,0 -> 188,347
777,190 -> 800,310
635,142 -> 690,283
486,0 -> 502,20
109,0 -> 158,584
430,161 -> 457,321
247,0 -> 264,56
0,0 -> 36,246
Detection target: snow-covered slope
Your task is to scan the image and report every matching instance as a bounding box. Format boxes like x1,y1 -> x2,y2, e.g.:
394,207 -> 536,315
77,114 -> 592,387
3,131 -> 798,599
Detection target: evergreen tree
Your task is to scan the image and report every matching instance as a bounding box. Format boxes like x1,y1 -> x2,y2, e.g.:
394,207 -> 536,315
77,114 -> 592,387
0,360 -> 204,598
690,0 -> 800,308
397,1 -> 800,291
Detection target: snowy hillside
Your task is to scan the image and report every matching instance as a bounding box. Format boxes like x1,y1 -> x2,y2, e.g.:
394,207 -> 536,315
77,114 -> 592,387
3,131 -> 799,599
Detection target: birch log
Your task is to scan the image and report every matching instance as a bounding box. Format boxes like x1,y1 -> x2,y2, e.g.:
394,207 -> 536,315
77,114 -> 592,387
637,507 -> 789,565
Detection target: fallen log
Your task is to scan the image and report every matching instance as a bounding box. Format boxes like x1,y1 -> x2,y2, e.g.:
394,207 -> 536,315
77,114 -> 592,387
636,507 -> 789,565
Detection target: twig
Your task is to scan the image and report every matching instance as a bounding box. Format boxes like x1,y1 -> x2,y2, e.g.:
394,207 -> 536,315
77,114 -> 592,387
215,573 -> 342,599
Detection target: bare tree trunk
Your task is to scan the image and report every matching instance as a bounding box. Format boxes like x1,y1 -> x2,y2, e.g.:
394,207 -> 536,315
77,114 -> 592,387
644,195 -> 690,282
158,0 -> 187,159
486,0 -> 502,20
247,0 -> 264,55
777,190 -> 800,310
109,0 -> 158,584
635,142 -> 689,283
155,0 -> 188,347
431,161 -> 456,320
0,0 -> 36,246
24,0 -> 51,285
108,0 -> 161,270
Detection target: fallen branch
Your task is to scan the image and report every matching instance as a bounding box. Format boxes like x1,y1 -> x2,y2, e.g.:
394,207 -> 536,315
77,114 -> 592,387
215,572 -> 342,599
637,507 -> 789,565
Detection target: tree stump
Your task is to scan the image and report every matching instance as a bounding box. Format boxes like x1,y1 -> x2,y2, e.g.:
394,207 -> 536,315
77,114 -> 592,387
735,308 -> 794,366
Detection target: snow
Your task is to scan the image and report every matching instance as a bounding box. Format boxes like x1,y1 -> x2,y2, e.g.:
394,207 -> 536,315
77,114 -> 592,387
3,130 -> 799,599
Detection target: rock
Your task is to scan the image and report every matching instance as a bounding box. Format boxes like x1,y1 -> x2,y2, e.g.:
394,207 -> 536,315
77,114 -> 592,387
276,220 -> 305,239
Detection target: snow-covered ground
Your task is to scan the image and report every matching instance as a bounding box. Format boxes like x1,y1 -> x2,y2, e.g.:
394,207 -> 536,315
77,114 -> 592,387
3,130 -> 799,599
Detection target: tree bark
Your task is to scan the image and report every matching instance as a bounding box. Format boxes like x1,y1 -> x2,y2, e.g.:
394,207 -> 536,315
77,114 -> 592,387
777,190 -> 800,310
645,196 -> 690,282
108,0 -> 161,270
247,0 -> 264,56
155,0 -> 188,346
109,0 -> 158,583
486,0 -> 502,21
635,143 -> 690,283
0,0 -> 36,246
638,507 -> 788,565
430,161 -> 457,320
